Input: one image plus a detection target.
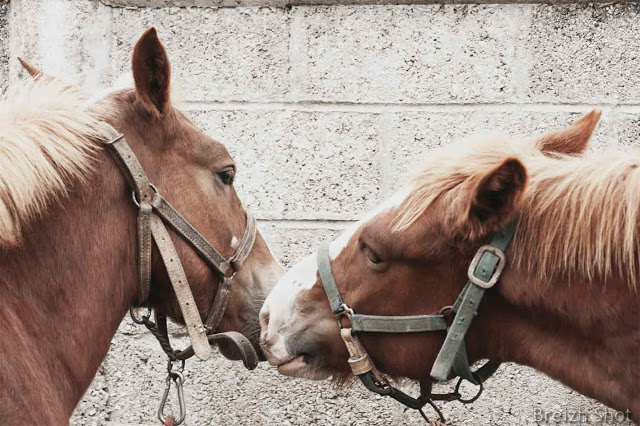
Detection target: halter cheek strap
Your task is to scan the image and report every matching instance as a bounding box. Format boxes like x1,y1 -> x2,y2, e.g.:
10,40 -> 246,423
101,123 -> 258,364
317,218 -> 518,423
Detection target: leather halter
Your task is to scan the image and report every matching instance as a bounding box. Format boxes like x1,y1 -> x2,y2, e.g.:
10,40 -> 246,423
101,124 -> 258,363
316,219 -> 518,422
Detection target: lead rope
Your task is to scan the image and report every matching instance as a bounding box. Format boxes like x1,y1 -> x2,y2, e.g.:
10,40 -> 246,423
130,309 -> 188,425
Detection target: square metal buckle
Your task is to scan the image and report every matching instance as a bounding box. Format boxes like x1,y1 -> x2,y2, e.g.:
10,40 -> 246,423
467,245 -> 506,289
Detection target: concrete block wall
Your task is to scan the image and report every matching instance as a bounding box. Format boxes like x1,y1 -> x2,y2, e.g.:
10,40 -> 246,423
3,1 -> 638,424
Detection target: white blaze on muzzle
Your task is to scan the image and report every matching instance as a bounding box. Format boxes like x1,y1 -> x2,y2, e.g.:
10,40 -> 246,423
260,253 -> 320,362
260,189 -> 410,365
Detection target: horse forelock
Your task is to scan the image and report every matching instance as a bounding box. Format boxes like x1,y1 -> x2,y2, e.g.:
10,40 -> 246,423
391,134 -> 640,288
0,78 -> 116,248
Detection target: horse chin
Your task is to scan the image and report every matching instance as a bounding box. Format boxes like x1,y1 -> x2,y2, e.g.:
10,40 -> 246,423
276,355 -> 331,380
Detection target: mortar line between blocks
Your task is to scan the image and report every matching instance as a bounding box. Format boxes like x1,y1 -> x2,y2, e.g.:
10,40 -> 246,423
257,219 -> 357,229
184,101 -> 640,114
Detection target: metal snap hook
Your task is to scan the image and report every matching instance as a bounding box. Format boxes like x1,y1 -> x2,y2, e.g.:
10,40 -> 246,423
158,371 -> 186,425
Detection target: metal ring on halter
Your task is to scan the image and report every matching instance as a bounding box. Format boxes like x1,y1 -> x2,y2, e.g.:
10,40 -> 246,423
158,371 -> 186,425
130,306 -> 152,325
336,303 -> 354,329
454,375 -> 484,404
438,305 -> 453,316
132,183 -> 159,208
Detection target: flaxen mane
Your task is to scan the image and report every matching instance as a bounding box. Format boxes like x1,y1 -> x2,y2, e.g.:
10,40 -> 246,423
394,135 -> 640,287
0,78 -> 113,247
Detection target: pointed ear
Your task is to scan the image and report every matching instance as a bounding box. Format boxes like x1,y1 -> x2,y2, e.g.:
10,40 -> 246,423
536,110 -> 601,155
17,57 -> 42,78
132,28 -> 171,116
466,158 -> 527,237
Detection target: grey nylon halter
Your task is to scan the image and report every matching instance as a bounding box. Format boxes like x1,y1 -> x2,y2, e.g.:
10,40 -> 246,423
317,219 -> 518,422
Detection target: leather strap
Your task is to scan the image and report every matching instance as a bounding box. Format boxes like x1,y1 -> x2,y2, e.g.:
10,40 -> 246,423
101,124 -> 259,365
229,211 -> 257,270
150,214 -> 211,361
430,219 -> 517,381
350,313 -> 447,333
152,194 -> 231,276
203,212 -> 257,330
103,129 -> 155,205
318,242 -> 345,314
137,203 -> 153,304
204,276 -> 232,331
176,331 -> 259,370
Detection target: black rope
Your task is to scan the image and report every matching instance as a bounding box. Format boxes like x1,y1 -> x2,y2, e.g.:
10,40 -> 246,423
142,316 -> 180,361
131,308 -> 180,361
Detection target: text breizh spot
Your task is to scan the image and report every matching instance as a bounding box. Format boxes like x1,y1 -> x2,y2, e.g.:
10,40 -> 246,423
533,407 -> 632,424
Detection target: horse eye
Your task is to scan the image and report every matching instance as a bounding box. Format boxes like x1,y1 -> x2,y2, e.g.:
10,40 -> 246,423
365,246 -> 383,264
218,168 -> 235,186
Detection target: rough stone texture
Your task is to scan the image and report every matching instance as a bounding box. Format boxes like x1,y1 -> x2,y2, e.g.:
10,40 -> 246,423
9,0 -> 113,87
109,7 -> 290,102
527,4 -> 640,103
187,109 -> 382,220
293,5 -> 523,104
2,1 -> 638,425
616,112 -> 640,150
259,223 -> 347,266
0,0 -> 8,92
101,0 -> 638,7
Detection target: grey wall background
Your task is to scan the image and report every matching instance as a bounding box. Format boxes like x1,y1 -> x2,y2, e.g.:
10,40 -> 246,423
2,0 -> 638,424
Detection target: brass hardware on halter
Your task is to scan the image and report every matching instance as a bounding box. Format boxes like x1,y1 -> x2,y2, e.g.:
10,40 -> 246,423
340,328 -> 373,376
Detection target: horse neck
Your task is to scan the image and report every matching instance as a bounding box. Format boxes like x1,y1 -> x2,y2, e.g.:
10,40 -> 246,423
0,151 -> 138,423
466,266 -> 639,415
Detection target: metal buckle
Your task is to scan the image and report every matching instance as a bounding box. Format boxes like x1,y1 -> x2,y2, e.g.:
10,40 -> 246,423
467,245 -> 506,289
132,183 -> 158,208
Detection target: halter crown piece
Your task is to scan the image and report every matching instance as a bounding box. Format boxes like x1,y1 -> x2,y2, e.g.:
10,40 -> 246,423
317,219 -> 518,424
100,124 -> 259,425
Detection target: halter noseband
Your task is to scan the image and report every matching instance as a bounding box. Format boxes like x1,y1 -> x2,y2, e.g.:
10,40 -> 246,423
317,219 -> 517,423
101,123 -> 258,366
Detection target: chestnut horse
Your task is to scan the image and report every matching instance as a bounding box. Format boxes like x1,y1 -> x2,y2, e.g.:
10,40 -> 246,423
260,111 -> 639,422
0,29 -> 283,425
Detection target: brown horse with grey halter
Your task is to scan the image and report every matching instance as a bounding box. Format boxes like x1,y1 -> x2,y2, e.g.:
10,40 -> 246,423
0,28 -> 283,425
260,111 -> 639,423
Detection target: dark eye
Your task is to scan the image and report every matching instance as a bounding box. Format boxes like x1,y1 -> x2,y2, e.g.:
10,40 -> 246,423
218,167 -> 235,186
365,246 -> 383,264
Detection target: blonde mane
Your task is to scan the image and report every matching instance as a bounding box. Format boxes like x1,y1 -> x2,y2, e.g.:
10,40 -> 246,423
394,136 -> 640,287
0,78 -> 114,247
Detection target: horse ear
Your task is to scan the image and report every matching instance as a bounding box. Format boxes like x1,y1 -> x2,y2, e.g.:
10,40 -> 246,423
466,157 -> 527,237
536,110 -> 601,155
17,57 -> 42,79
132,27 -> 171,116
